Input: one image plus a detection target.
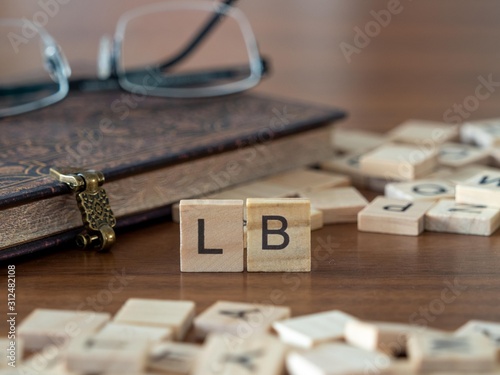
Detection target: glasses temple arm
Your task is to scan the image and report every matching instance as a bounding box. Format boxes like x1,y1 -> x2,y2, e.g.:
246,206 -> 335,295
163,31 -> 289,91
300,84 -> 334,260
158,0 -> 240,70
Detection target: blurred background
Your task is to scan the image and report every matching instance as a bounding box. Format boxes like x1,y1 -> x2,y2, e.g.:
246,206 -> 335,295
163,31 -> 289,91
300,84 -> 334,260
2,0 -> 500,131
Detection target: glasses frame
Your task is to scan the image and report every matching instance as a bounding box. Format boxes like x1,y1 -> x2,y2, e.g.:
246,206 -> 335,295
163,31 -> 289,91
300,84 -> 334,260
0,0 -> 268,118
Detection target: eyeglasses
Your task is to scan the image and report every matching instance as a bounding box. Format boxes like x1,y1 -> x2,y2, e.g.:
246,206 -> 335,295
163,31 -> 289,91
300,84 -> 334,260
0,0 -> 268,118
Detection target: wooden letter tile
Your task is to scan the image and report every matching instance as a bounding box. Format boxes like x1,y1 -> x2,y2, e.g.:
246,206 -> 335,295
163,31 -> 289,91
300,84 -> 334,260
332,128 -> 387,153
113,298 -> 195,341
358,197 -> 435,236
262,168 -> 350,195
425,199 -> 500,236
407,332 -> 497,373
246,198 -> 311,272
438,142 -> 490,168
96,322 -> 173,343
287,343 -> 392,375
310,207 -> 324,231
461,118 -> 500,147
387,119 -> 459,146
66,334 -> 149,374
193,300 -> 290,340
192,333 -> 286,375
385,179 -> 455,201
319,152 -> 368,188
272,310 -> 357,349
180,199 -> 244,272
148,341 -> 202,374
302,187 -> 368,224
18,309 -> 110,351
456,170 -> 500,208
455,320 -> 500,360
359,144 -> 438,181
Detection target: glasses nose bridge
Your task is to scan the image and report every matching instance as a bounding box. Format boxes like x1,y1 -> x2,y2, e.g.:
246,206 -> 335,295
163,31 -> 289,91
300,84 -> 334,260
97,35 -> 114,80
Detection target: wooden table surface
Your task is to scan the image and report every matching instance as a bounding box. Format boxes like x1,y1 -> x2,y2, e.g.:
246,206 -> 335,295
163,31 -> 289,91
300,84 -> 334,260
2,0 -> 500,340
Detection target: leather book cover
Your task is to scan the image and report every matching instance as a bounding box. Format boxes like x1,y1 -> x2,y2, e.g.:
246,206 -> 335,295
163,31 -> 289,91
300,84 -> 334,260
0,91 -> 345,260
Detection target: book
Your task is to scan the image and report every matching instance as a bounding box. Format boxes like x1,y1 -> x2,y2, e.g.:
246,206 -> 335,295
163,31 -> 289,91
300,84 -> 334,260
0,91 -> 345,260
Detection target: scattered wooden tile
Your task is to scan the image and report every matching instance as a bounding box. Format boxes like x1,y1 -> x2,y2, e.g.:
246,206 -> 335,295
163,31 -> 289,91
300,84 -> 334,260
310,208 -> 324,231
456,170 -> 500,208
148,341 -> 202,374
319,152 -> 368,188
455,320 -> 500,360
388,119 -> 459,146
438,142 -> 490,168
66,334 -> 149,374
272,310 -> 357,349
357,197 -> 435,236
359,144 -> 438,181
302,187 -> 368,224
461,118 -> 500,147
113,299 -> 195,341
262,168 -> 350,195
192,333 -> 286,375
345,320 -> 425,356
246,198 -> 311,272
193,300 -> 290,340
407,332 -> 497,374
96,322 -> 173,343
385,179 -> 455,201
447,165 -> 500,185
230,180 -> 297,199
332,128 -> 387,153
18,309 -> 110,351
287,342 -> 392,375
425,199 -> 500,236
180,199 -> 244,272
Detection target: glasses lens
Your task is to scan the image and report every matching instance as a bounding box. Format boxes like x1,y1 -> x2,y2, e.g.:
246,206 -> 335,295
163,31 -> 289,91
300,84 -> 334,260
118,3 -> 261,97
0,21 -> 64,117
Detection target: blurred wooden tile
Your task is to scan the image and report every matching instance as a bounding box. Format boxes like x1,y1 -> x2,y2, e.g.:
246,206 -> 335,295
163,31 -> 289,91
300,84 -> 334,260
148,341 -> 202,374
447,165 -> 500,185
455,320 -> 500,360
319,152 -> 368,188
246,198 -> 311,272
180,199 -> 244,272
114,299 -> 195,341
385,180 -> 455,201
18,309 -> 110,351
345,320 -> 423,356
358,197 -> 435,236
302,187 -> 368,224
425,199 -> 500,236
438,142 -> 490,168
456,170 -> 500,208
461,118 -> 500,147
332,128 -> 387,152
407,332 -> 497,374
272,310 -> 357,349
192,333 -> 286,375
287,343 -> 392,375
231,180 -> 297,198
262,168 -> 350,195
359,144 -> 438,181
193,300 -> 290,340
388,119 -> 459,145
66,335 -> 149,374
96,322 -> 173,343
310,207 -> 324,231
172,202 -> 180,223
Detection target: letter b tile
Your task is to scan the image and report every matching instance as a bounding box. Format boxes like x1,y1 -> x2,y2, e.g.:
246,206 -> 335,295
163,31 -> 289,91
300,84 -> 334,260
246,198 -> 311,272
180,200 -> 244,272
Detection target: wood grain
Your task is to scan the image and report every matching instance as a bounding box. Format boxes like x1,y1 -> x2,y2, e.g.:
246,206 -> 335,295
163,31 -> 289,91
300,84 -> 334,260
1,1 -> 500,358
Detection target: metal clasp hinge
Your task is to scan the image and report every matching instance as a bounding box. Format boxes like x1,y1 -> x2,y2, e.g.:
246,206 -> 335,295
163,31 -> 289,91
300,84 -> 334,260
50,168 -> 117,252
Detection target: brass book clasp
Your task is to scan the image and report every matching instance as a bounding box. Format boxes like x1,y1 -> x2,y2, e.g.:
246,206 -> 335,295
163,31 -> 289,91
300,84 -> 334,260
50,168 -> 116,252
